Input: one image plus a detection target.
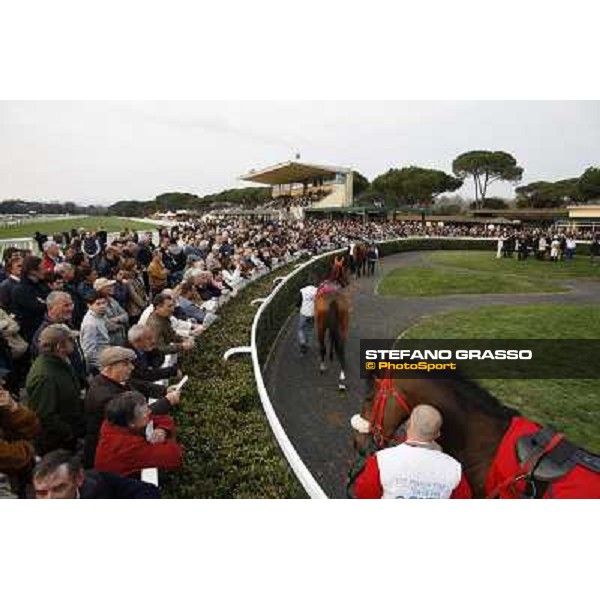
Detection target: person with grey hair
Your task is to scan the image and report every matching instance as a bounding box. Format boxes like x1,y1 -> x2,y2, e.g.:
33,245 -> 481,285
127,323 -> 180,386
31,290 -> 88,385
41,240 -> 63,274
25,324 -> 85,455
353,404 -> 466,499
94,390 -> 183,477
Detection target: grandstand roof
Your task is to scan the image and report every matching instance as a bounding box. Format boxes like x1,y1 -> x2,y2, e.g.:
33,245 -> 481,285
240,161 -> 351,185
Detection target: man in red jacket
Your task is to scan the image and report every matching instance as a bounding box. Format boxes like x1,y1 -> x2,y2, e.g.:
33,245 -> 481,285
94,391 -> 183,478
353,404 -> 471,499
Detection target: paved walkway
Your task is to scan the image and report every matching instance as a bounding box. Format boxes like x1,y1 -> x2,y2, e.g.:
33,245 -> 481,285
264,251 -> 600,498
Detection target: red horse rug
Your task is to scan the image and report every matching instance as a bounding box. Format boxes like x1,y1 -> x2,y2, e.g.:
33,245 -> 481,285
485,417 -> 600,499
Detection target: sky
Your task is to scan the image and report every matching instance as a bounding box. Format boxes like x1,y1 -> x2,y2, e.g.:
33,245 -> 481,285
0,100 -> 598,205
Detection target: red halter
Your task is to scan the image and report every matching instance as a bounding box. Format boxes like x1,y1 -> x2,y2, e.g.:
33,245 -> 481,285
368,376 -> 412,448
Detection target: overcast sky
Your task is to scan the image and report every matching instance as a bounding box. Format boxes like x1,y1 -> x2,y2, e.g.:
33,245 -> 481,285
0,100 -> 598,205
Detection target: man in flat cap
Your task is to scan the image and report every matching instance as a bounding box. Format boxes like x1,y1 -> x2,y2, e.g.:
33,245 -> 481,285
26,324 -> 85,455
83,346 -> 179,468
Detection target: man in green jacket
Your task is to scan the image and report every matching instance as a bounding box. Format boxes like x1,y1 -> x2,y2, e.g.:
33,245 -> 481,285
26,324 -> 85,455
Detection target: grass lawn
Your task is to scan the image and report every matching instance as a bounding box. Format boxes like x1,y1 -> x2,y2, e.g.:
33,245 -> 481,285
403,304 -> 600,453
379,266 -> 566,296
428,250 -> 600,280
0,216 -> 155,240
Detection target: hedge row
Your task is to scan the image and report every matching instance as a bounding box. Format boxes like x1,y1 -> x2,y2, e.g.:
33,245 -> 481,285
162,265 -> 307,499
377,237 -> 496,257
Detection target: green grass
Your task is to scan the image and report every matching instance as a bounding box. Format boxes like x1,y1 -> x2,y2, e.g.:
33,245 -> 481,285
0,216 -> 154,239
379,266 -> 566,296
428,250 -> 600,280
403,304 -> 600,453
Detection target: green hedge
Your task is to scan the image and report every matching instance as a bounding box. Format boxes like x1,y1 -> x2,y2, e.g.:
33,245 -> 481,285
377,237 -> 496,257
162,265 -> 307,498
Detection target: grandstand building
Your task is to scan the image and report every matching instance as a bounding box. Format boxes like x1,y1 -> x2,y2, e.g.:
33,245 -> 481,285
240,161 -> 354,218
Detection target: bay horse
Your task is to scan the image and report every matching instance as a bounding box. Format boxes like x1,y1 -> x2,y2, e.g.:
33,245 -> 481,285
349,372 -> 600,498
351,242 -> 368,278
314,256 -> 350,391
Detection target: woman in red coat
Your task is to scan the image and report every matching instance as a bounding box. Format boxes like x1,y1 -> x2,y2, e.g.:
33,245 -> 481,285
94,391 -> 182,478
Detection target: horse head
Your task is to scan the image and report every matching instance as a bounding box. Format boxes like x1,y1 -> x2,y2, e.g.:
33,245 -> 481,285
327,255 -> 349,287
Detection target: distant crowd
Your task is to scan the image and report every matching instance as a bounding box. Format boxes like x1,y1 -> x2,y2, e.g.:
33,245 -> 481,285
1,214 -> 597,499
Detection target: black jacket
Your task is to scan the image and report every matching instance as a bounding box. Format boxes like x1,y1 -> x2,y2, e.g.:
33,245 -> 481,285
64,282 -> 87,329
128,344 -> 177,386
11,277 -> 50,342
0,277 -> 18,312
80,470 -> 160,498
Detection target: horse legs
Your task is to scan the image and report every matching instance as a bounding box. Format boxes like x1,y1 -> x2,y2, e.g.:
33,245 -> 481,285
338,369 -> 346,391
318,329 -> 327,374
334,332 -> 347,391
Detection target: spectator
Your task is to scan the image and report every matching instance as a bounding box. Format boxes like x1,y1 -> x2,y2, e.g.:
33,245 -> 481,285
0,255 -> 23,312
0,370 -> 40,493
120,265 -> 148,324
31,291 -> 88,386
366,244 -> 379,276
80,290 -> 111,373
127,324 -> 179,387
94,391 -> 183,478
41,240 -> 63,273
11,255 -> 50,342
137,234 -> 154,270
94,278 -> 129,346
56,262 -> 87,328
148,250 -> 169,295
146,292 -> 195,356
33,231 -> 48,254
83,346 -> 179,468
96,245 -> 120,278
82,231 -> 101,265
565,236 -> 576,261
26,324 -> 85,455
75,266 -> 97,301
33,449 -> 161,499
175,280 -> 217,326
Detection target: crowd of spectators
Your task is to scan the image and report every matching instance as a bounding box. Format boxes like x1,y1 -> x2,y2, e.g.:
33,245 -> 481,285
0,215 -> 598,499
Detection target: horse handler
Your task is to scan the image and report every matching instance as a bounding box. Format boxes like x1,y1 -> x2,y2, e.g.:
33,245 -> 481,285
353,405 -> 471,499
296,279 -> 318,354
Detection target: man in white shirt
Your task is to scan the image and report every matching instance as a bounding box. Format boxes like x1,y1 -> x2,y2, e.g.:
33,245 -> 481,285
296,281 -> 318,354
354,404 -> 465,499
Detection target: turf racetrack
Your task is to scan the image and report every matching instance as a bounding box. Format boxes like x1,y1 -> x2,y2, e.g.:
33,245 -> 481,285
264,251 -> 600,498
